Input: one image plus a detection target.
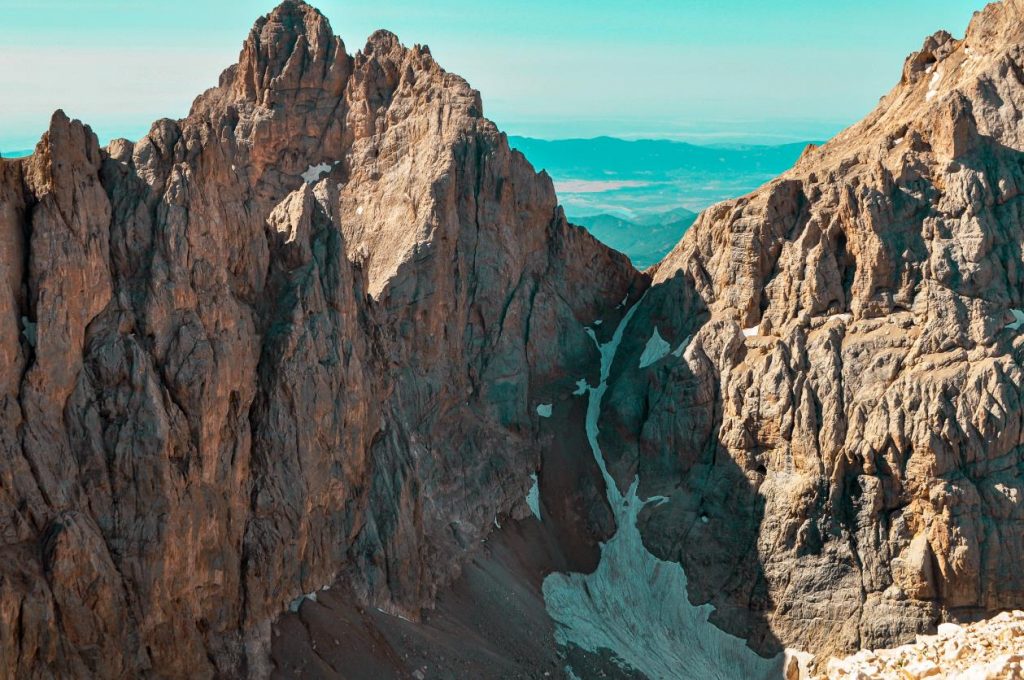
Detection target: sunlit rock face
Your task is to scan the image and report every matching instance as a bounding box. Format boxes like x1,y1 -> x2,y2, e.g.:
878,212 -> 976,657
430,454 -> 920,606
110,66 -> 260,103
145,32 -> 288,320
598,0 -> 1024,667
0,2 -> 640,676
822,609 -> 1024,679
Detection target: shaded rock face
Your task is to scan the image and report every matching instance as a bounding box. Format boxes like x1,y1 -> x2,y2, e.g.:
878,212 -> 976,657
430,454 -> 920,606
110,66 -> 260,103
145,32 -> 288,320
599,0 -> 1024,665
0,2 -> 640,677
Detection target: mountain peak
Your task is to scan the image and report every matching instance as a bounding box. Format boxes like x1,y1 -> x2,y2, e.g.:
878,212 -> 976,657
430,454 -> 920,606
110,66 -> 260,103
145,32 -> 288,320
234,0 -> 344,102
363,28 -> 402,54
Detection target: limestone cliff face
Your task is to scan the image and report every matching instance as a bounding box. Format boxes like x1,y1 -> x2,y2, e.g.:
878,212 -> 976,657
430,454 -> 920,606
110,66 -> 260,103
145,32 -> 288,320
0,3 -> 640,677
600,0 -> 1024,664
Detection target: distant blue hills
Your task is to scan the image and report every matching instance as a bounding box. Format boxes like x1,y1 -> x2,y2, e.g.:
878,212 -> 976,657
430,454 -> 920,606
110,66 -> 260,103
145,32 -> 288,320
569,209 -> 699,270
509,135 -> 812,178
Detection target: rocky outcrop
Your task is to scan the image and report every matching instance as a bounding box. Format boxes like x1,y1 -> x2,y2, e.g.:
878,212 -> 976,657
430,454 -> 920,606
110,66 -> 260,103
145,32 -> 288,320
0,2 -> 641,677
596,0 -> 1024,668
822,610 -> 1024,679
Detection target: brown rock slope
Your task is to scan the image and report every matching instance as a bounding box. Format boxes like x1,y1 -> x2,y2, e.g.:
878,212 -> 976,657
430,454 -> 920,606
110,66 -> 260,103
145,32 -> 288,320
600,0 -> 1024,667
0,2 -> 641,677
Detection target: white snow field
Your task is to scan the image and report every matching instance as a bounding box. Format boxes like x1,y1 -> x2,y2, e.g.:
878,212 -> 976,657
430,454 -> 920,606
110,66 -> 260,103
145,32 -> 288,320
638,327 -> 671,368
526,472 -> 542,521
301,163 -> 332,183
543,299 -> 785,679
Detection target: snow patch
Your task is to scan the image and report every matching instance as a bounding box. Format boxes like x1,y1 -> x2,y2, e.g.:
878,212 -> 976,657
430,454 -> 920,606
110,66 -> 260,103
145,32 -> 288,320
356,205 -> 364,215
20,317 -> 36,347
301,163 -> 332,184
672,335 -> 691,358
925,68 -> 943,102
639,327 -> 672,368
375,607 -> 413,623
526,472 -> 542,521
573,378 -> 589,396
543,295 -> 786,678
288,591 -> 318,613
536,403 -> 553,418
1006,309 -> 1024,331
594,319 -> 603,326
893,137 -> 904,146
742,325 -> 759,338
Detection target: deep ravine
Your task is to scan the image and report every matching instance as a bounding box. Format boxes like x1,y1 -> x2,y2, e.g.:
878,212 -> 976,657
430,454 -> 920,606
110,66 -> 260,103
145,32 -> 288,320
541,299 -> 791,679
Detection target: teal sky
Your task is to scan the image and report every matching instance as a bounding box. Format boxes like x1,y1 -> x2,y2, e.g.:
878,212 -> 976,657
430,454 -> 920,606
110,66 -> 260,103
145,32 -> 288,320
1,0 -> 989,151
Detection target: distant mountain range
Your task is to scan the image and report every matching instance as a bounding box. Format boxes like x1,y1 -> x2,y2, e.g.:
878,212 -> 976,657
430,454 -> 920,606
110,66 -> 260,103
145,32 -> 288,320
509,136 -> 813,178
569,208 -> 697,270
509,136 -> 814,267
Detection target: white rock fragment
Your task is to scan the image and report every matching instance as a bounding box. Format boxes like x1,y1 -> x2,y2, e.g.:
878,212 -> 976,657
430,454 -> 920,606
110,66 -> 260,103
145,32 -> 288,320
356,205 -> 364,215
301,163 -> 332,183
938,622 -> 964,638
536,403 -> 552,418
639,326 -> 672,368
902,659 -> 940,678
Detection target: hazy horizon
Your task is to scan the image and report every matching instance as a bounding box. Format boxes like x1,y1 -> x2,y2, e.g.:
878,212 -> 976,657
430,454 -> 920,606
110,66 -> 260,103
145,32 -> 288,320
1,0 -> 987,151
